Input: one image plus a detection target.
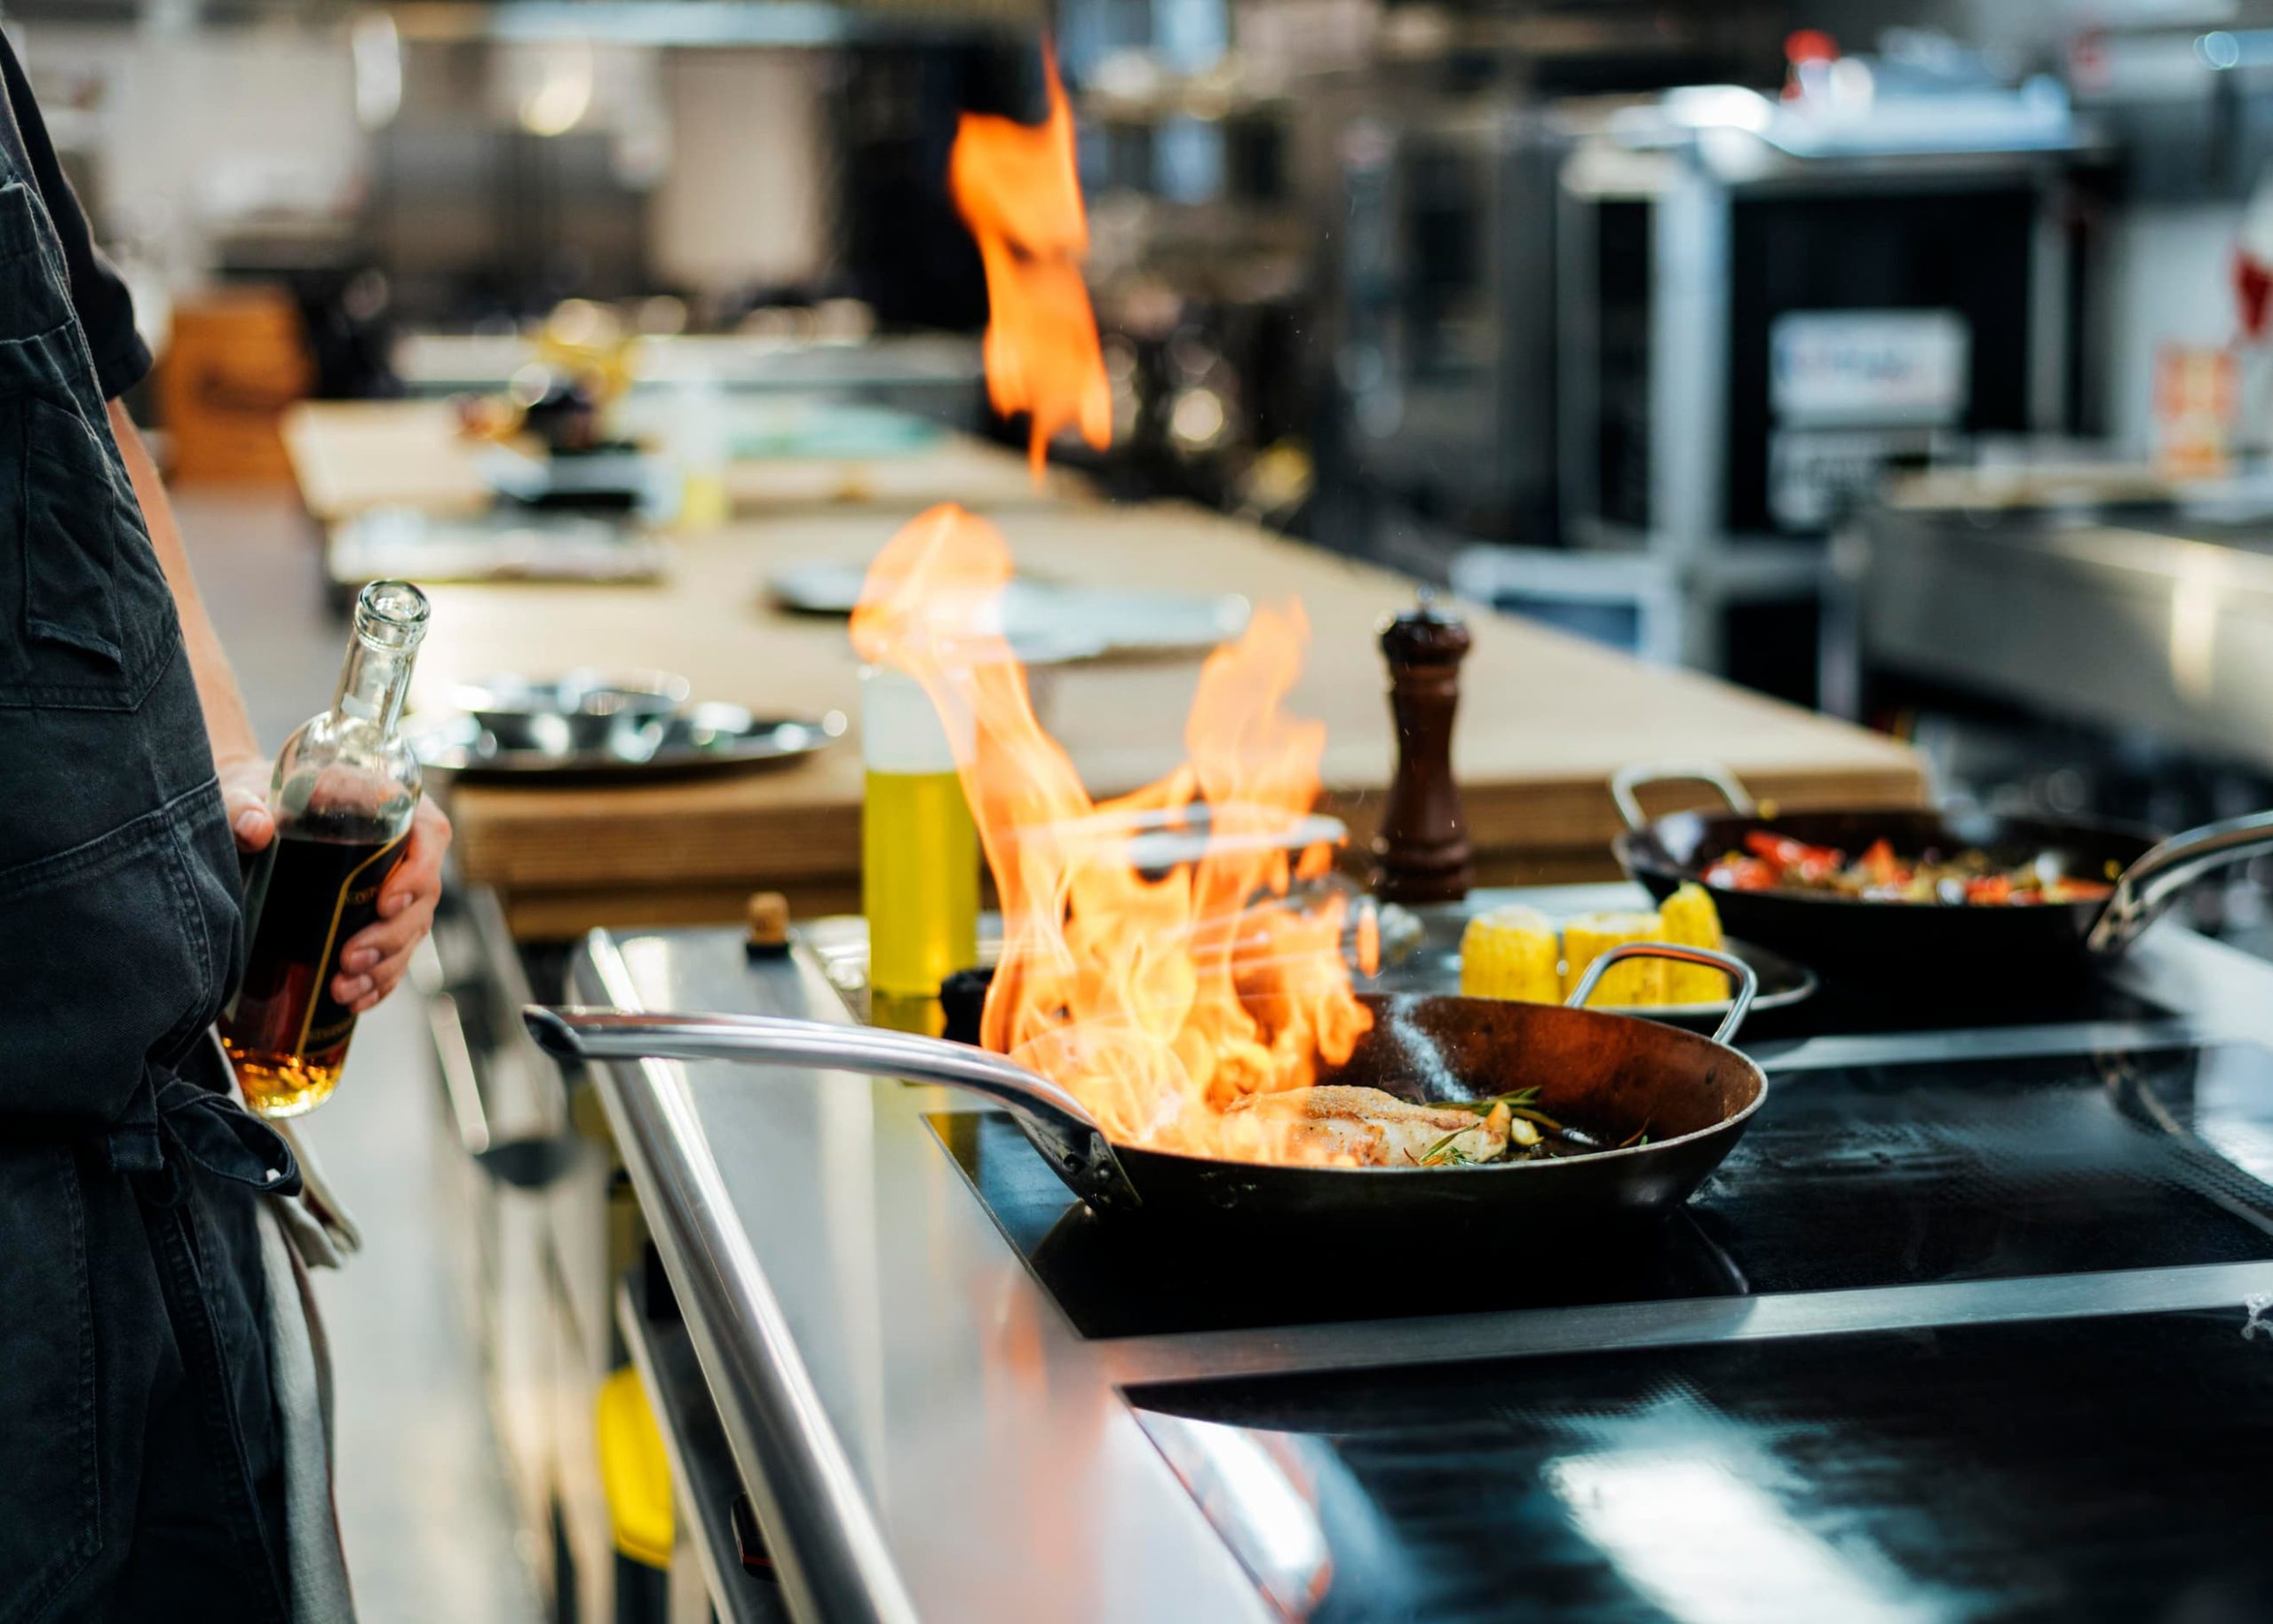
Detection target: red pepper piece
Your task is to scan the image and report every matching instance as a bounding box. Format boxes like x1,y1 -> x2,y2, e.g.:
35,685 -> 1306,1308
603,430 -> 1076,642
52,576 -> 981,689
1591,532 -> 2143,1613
1707,857 -> 1780,891
1859,838 -> 1907,888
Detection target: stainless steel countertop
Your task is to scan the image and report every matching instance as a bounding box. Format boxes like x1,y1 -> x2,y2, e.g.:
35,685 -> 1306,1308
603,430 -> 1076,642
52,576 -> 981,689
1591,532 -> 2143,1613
1861,503 -> 2273,771
571,883 -> 2273,1624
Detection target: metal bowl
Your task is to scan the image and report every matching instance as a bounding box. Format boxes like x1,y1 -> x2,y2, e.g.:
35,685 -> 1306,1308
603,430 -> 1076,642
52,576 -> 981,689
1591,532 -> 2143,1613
411,705 -> 844,780
448,669 -> 691,757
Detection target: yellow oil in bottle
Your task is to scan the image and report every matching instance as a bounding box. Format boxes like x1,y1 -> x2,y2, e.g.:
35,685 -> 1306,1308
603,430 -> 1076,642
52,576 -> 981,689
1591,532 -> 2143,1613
860,664 -> 979,1009
863,768 -> 978,1000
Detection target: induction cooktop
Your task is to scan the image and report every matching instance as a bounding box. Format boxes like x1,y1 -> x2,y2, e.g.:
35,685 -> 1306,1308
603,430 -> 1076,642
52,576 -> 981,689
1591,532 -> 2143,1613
930,1039 -> 2273,1339
1126,1304 -> 2273,1623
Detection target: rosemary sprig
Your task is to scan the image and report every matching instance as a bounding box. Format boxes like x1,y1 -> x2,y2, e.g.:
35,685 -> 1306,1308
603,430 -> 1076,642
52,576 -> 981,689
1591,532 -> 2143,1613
1419,1127 -> 1480,1167
1446,1087 -> 1540,1116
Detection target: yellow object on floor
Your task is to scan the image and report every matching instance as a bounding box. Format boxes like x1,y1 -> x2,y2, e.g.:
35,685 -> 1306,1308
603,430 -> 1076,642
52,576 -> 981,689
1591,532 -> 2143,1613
1561,912 -> 1667,1007
1459,905 -> 1562,1003
1655,883 -> 1730,1004
596,1367 -> 673,1570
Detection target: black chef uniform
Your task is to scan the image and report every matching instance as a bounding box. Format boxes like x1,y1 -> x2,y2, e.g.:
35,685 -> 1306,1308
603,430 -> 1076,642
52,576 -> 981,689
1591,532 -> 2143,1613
0,36 -> 305,1624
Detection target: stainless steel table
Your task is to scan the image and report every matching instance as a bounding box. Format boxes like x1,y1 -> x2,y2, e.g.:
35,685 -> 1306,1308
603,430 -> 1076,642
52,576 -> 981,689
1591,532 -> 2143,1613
1861,503 -> 2273,771
569,884 -> 2273,1624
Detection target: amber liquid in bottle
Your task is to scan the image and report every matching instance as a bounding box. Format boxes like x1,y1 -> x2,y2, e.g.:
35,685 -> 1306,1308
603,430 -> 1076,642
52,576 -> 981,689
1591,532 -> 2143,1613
223,819 -> 410,1116
220,580 -> 430,1118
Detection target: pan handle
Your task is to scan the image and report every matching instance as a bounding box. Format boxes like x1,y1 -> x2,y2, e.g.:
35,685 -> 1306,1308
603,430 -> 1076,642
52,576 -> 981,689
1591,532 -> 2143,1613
1610,763 -> 1759,831
1566,943 -> 1760,1046
2087,809 -> 2273,955
522,1007 -> 1143,1213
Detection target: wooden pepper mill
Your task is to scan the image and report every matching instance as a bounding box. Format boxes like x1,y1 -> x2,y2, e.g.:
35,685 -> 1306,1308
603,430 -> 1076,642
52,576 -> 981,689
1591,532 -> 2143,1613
1370,598 -> 1474,904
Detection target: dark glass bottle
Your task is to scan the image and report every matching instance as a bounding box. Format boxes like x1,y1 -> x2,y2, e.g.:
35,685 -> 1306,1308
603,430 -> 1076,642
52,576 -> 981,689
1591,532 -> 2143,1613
221,580 -> 430,1117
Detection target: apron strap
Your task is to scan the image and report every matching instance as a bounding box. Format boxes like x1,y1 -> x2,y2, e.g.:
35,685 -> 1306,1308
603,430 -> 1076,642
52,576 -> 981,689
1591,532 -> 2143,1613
107,1067 -> 302,1197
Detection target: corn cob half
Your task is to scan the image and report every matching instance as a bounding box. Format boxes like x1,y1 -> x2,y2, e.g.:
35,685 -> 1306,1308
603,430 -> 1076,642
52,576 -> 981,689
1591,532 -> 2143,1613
1561,911 -> 1668,1007
1656,883 -> 1731,1005
1459,905 -> 1562,1003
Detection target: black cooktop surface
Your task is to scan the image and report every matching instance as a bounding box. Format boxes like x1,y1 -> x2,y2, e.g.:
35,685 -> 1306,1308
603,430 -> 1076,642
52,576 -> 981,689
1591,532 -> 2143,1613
1738,973 -> 2173,1043
931,1040 -> 2273,1339
1128,1304 -> 2273,1623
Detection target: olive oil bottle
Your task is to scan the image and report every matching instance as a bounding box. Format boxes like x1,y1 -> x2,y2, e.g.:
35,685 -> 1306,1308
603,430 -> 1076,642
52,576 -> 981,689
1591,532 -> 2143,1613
861,664 -> 978,1029
222,580 -> 431,1116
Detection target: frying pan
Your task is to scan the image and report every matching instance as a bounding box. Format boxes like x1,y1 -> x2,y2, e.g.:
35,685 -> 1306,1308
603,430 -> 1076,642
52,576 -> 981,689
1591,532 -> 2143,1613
1612,763 -> 2273,975
525,943 -> 1766,1240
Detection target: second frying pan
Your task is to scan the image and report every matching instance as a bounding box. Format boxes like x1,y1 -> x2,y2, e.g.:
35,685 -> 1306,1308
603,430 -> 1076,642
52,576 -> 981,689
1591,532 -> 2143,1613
1612,763 -> 2273,975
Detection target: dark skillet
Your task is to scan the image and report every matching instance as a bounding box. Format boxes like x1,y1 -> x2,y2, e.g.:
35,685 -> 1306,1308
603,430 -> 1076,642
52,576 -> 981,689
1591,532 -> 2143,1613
1611,763 -> 2273,977
526,943 -> 1766,1243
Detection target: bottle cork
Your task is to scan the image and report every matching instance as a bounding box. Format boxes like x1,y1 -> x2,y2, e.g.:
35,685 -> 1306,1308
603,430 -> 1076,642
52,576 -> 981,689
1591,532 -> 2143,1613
744,891 -> 790,958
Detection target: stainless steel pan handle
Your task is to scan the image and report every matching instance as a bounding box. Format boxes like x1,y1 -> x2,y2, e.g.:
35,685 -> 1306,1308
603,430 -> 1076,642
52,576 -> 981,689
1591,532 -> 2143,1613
2087,810 -> 2273,955
1610,763 -> 1759,831
1566,943 -> 1759,1045
523,1008 -> 1142,1212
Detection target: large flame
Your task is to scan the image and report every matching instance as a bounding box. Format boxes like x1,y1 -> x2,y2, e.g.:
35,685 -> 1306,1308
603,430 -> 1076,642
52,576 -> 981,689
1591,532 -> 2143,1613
851,506 -> 1374,1162
948,47 -> 1112,479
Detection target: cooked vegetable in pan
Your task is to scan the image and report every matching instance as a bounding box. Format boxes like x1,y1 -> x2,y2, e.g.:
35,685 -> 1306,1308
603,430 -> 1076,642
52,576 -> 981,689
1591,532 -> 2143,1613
1700,832 -> 2118,905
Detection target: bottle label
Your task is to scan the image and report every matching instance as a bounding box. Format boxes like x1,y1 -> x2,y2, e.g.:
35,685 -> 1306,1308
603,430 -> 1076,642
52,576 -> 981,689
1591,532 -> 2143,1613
225,828 -> 410,1061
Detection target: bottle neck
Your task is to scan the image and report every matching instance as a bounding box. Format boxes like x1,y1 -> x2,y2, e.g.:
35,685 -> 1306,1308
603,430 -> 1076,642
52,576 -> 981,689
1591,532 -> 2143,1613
332,622 -> 418,736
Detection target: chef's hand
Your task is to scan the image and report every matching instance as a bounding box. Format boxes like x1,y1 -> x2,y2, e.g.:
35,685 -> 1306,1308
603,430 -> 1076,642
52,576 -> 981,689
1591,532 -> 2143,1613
218,756 -> 276,853
331,797 -> 453,1014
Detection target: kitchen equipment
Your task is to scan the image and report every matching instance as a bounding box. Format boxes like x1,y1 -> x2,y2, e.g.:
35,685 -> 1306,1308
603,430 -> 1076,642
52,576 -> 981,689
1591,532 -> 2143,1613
559,879 -> 2273,1624
526,941 -> 1763,1239
766,561 -> 1249,661
455,670 -> 693,757
1370,601 -> 1474,905
1331,79 -> 2093,703
1612,763 -> 2273,974
477,442 -> 674,515
413,704 -> 842,781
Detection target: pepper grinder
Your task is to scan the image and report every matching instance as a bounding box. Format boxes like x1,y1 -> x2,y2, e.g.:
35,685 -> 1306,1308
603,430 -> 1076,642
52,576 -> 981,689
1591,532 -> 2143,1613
1370,598 -> 1474,904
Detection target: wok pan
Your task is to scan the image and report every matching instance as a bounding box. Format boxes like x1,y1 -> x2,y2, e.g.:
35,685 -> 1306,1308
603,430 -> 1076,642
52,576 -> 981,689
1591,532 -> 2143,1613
525,943 -> 1765,1240
1612,763 -> 2273,975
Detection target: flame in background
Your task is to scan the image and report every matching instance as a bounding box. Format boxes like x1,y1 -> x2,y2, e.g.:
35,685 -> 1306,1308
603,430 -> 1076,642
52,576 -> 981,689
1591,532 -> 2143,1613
948,47 -> 1112,479
850,506 -> 1373,1162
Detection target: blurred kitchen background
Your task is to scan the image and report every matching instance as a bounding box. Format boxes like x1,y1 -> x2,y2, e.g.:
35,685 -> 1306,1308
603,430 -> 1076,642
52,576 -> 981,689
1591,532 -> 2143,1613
33,0 -> 2273,862
23,0 -> 2273,1616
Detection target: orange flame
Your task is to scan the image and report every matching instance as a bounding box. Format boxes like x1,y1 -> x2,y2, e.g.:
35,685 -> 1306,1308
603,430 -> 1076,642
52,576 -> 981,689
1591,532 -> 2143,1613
851,506 -> 1373,1162
948,48 -> 1112,480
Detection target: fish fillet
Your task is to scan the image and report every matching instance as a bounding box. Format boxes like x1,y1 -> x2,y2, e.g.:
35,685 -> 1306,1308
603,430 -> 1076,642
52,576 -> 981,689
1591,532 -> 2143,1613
1225,1084 -> 1510,1167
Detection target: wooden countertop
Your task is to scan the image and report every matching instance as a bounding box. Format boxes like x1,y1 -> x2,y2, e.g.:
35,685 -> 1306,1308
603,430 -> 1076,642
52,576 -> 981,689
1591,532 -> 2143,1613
281,400 -> 1090,523
393,503 -> 1922,937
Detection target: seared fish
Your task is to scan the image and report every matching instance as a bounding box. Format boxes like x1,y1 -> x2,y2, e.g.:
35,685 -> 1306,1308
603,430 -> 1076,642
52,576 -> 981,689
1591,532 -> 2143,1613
1225,1084 -> 1511,1167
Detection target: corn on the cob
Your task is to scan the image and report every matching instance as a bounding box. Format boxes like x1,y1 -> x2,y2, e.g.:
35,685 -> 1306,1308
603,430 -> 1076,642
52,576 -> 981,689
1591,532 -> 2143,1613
1561,911 -> 1667,1007
1459,905 -> 1561,1003
1656,883 -> 1731,1005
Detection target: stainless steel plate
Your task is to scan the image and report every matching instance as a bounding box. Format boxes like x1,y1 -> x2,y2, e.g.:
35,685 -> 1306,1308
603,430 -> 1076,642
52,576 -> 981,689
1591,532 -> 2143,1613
411,703 -> 845,780
1369,900 -> 1818,1026
791,903 -> 1807,1030
1587,939 -> 1816,1023
766,562 -> 1250,661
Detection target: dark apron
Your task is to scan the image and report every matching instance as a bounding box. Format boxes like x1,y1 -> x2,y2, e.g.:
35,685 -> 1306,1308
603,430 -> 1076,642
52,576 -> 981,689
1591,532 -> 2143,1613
0,157 -> 305,1622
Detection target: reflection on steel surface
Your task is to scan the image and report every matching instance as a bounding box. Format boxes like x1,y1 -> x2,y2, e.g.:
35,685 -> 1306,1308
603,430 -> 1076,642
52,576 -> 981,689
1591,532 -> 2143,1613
1138,1414 -> 1335,1620
1546,1403 -> 1943,1624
